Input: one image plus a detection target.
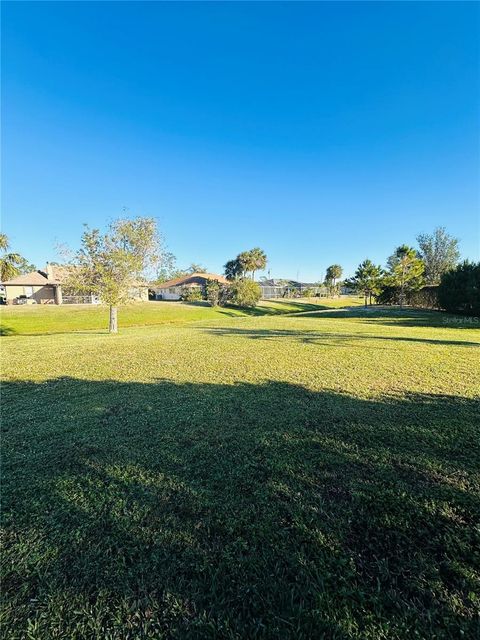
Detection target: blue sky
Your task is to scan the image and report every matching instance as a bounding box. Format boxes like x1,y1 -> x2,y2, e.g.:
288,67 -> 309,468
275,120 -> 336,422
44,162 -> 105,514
2,1 -> 479,281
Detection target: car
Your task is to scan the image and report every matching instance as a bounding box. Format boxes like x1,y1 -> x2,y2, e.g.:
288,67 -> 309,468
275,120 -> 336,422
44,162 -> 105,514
15,296 -> 37,305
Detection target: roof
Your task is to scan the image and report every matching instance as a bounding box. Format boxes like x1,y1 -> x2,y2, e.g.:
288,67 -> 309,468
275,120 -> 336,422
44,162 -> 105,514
46,265 -> 148,287
1,271 -> 53,286
2,265 -> 155,288
2,264 -> 76,286
154,272 -> 229,289
47,264 -> 74,283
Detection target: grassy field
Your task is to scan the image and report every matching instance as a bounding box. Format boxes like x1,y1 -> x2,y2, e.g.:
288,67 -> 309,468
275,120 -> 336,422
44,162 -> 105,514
1,301 -> 479,639
0,297 -> 361,336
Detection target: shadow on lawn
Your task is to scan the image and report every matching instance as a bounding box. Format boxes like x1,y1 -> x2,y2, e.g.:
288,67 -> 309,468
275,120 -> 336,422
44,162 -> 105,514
220,301 -> 330,317
0,324 -> 17,336
203,326 -> 480,348
166,300 -> 328,316
298,307 -> 480,330
2,378 -> 479,639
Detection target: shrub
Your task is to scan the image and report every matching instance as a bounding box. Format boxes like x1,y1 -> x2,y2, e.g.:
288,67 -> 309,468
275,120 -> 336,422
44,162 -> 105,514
204,279 -> 229,307
377,284 -> 440,308
181,286 -> 203,302
438,261 -> 480,316
229,278 -> 261,307
376,285 -> 399,305
301,288 -> 315,298
408,286 -> 439,309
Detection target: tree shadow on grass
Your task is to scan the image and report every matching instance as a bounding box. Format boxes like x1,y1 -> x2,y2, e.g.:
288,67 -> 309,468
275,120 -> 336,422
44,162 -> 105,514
202,326 -> 480,348
2,378 -> 479,639
0,324 -> 16,336
179,301 -> 329,316
224,301 -> 333,317
298,307 -> 480,330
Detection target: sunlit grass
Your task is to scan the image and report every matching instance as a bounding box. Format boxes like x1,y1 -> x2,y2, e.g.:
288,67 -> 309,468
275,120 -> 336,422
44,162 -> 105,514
0,297 -> 362,336
1,304 -> 479,638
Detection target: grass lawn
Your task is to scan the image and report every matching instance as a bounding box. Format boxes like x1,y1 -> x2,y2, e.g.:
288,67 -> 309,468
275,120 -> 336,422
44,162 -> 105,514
0,297 -> 362,336
1,302 -> 479,638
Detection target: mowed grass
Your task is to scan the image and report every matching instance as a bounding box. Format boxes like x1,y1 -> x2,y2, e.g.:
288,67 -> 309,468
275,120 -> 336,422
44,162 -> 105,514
1,303 -> 479,639
0,297 -> 362,336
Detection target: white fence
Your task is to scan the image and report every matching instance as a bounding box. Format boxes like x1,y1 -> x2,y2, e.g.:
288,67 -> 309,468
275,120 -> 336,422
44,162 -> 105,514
62,295 -> 100,305
259,286 -> 328,300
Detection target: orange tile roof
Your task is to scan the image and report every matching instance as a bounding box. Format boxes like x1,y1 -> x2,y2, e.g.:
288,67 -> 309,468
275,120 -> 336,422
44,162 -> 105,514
1,271 -> 52,286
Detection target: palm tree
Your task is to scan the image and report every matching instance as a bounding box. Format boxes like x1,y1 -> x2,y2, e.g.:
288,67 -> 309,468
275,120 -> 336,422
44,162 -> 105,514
1,253 -> 23,282
187,262 -> 208,274
249,247 -> 267,280
224,259 -> 242,281
0,234 -> 23,282
237,251 -> 253,278
225,248 -> 268,281
325,264 -> 343,286
324,264 -> 343,296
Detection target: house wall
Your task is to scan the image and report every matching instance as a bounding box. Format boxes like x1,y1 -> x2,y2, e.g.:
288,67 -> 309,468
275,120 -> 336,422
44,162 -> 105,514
5,282 -> 149,305
5,285 -> 56,304
154,283 -> 208,301
153,278 -> 227,301
127,287 -> 149,302
138,287 -> 149,302
156,287 -> 182,301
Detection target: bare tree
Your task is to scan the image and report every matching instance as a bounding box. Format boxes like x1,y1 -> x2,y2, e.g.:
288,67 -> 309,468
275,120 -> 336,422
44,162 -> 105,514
417,227 -> 460,284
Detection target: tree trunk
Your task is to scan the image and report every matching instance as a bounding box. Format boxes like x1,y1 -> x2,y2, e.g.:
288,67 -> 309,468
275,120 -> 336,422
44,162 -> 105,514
364,293 -> 368,307
109,305 -> 118,333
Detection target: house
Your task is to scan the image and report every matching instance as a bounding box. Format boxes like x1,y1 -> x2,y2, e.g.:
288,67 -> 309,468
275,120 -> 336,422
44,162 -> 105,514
1,263 -> 149,305
1,265 -> 63,304
151,272 -> 229,301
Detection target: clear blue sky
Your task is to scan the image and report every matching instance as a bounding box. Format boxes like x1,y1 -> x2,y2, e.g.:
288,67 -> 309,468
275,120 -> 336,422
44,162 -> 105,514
2,1 -> 479,281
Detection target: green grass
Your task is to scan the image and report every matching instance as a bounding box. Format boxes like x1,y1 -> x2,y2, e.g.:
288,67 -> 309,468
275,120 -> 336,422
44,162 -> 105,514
1,303 -> 479,638
0,297 -> 362,336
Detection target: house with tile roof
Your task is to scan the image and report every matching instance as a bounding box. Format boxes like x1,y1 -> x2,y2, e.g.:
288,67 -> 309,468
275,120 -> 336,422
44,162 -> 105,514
151,272 -> 229,301
1,263 -> 148,305
1,264 -> 65,304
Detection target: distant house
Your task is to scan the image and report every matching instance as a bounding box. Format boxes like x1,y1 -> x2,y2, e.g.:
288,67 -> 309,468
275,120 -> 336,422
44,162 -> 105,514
151,272 -> 229,301
1,265 -> 63,305
1,263 -> 148,305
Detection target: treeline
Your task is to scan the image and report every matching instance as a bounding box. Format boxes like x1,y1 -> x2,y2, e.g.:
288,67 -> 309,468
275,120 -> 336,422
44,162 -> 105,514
173,228 -> 479,315
343,227 -> 479,316
3,221 -> 477,320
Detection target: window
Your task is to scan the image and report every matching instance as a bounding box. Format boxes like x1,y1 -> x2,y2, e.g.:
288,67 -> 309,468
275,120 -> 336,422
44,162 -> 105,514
23,286 -> 33,297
